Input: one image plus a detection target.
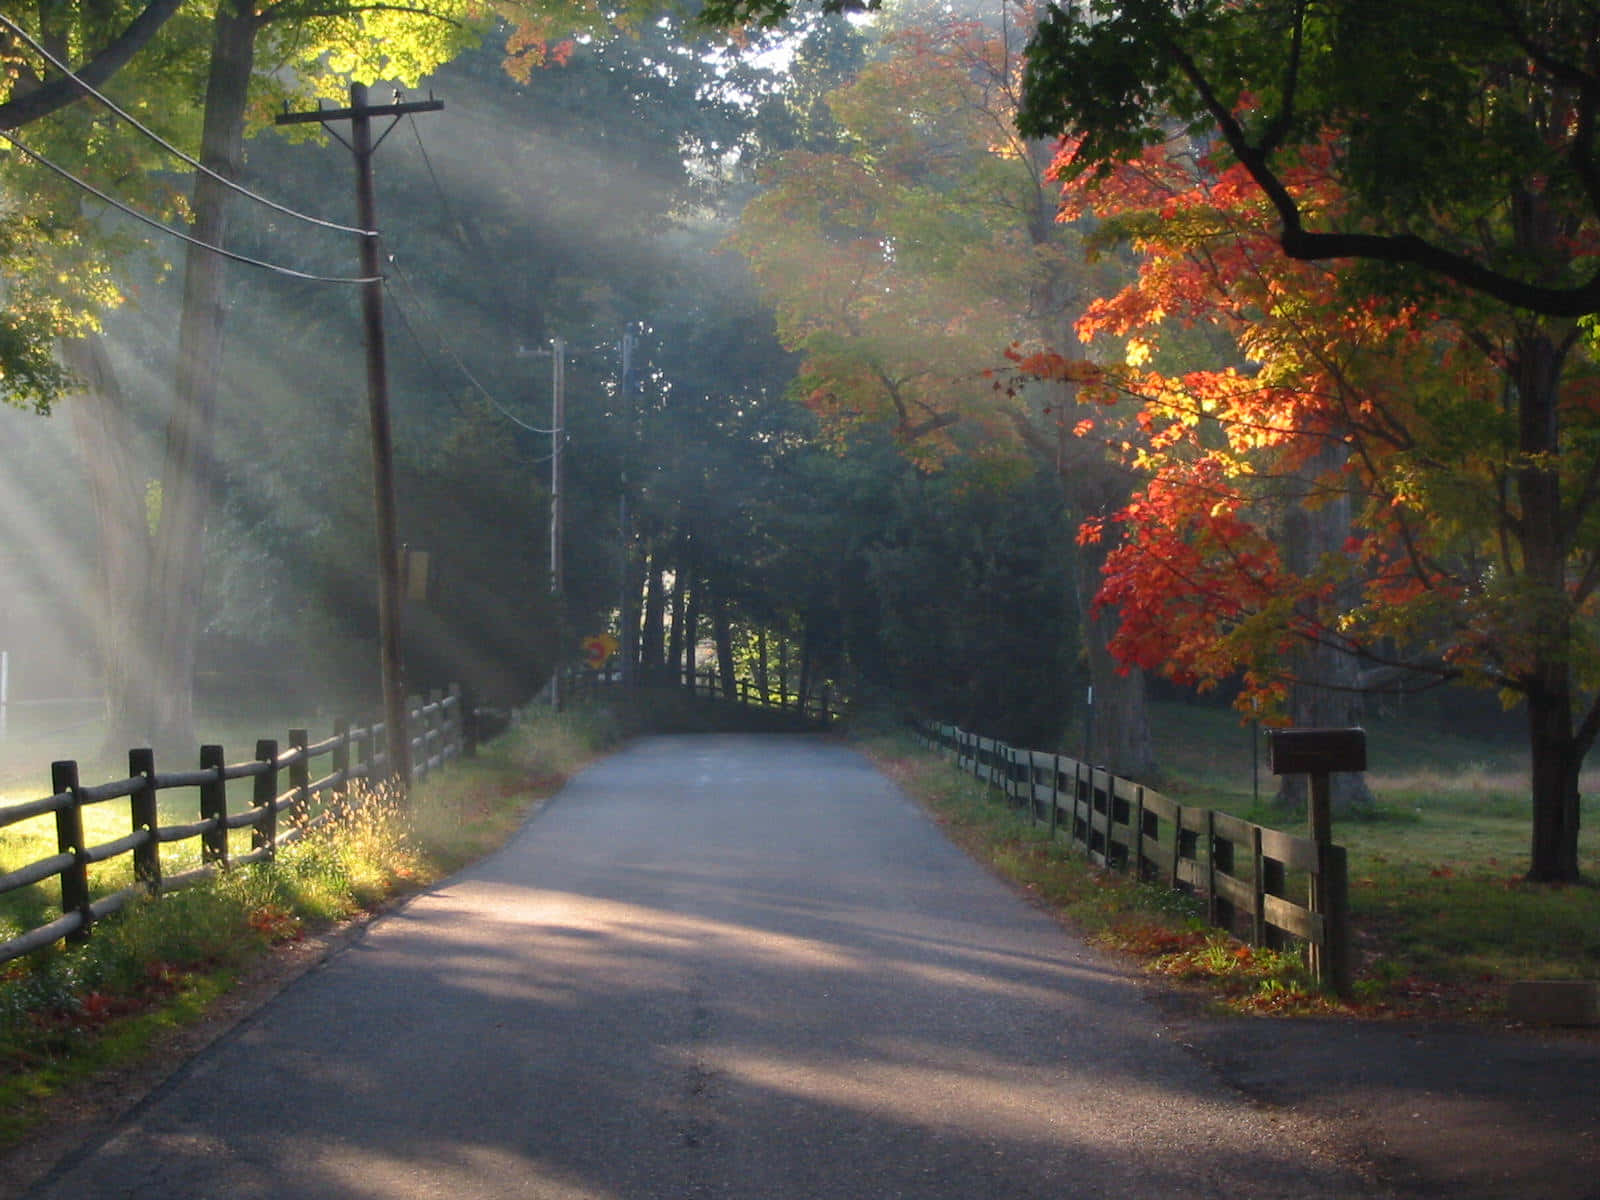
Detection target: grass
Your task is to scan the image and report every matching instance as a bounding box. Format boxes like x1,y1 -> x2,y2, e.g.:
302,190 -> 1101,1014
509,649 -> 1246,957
0,703 -> 623,1150
856,699 -> 1600,1021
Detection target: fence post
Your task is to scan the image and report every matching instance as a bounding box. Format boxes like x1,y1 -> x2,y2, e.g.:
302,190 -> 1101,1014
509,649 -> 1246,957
1097,769 -> 1114,864
1261,845 -> 1287,950
1049,755 -> 1061,839
1251,826 -> 1266,947
200,744 -> 228,866
428,689 -> 443,773
1203,812 -> 1216,928
332,721 -> 351,800
448,684 -> 463,758
1209,812 -> 1233,931
1170,802 -> 1186,891
289,729 -> 310,824
51,760 -> 91,944
1076,761 -> 1092,857
129,747 -> 161,891
1318,841 -> 1352,995
407,695 -> 422,781
1133,785 -> 1148,882
354,722 -> 371,787
253,739 -> 279,860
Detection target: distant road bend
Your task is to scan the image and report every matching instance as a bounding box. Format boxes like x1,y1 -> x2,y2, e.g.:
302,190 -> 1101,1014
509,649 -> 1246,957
26,734 -> 1382,1199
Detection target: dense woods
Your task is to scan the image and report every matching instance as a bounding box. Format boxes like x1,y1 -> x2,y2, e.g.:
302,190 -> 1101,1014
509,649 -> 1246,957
2,0 -> 1596,880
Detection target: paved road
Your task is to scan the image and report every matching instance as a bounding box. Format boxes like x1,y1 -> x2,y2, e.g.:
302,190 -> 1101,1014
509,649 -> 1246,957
27,735 -> 1385,1199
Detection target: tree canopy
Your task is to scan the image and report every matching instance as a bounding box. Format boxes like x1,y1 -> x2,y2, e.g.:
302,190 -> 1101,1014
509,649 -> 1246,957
1001,0 -> 1600,879
1017,0 -> 1600,317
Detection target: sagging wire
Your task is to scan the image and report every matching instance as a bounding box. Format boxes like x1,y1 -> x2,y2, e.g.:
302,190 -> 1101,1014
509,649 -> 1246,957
385,252 -> 560,438
0,128 -> 381,284
0,11 -> 376,239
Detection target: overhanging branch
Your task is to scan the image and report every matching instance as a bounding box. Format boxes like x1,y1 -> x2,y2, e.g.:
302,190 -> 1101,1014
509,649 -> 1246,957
0,0 -> 183,130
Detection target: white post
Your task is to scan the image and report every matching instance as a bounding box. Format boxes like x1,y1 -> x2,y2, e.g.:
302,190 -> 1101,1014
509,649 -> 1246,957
550,335 -> 566,711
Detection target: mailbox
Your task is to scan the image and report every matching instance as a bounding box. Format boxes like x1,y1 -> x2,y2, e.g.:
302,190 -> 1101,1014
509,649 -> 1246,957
1267,727 -> 1367,775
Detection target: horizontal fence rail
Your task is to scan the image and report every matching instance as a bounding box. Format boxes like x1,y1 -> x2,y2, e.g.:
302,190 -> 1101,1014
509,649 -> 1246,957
0,688 -> 463,967
913,720 -> 1350,993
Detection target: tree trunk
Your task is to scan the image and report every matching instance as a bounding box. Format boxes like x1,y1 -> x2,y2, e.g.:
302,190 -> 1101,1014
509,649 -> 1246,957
756,628 -> 769,699
798,619 -> 814,716
1515,330 -> 1582,882
1055,404 -> 1157,779
145,0 -> 256,748
681,572 -> 700,683
712,591 -> 736,700
1273,445 -> 1375,815
666,534 -> 687,685
640,548 -> 666,682
60,337 -> 156,749
620,534 -> 645,686
1526,675 -> 1582,882
1074,538 -> 1156,778
778,634 -> 789,706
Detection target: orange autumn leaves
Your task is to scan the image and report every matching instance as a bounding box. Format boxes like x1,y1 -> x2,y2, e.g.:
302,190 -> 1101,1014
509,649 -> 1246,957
1022,133 -> 1596,715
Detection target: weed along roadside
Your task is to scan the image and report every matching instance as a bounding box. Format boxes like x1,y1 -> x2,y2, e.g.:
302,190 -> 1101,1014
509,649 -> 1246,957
0,691 -> 465,971
0,705 -> 622,1161
911,719 -> 1355,995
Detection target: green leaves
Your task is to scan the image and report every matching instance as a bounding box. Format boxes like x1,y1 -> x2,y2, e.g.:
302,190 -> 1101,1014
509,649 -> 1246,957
1018,0 -> 1188,160
1018,0 -> 1600,316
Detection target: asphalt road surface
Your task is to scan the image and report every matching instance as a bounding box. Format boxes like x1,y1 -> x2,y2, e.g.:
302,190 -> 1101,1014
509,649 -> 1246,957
26,734 -> 1387,1199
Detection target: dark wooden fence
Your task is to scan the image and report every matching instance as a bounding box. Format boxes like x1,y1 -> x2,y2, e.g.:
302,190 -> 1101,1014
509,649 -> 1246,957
0,688 -> 463,967
565,667 -> 845,726
914,720 -> 1351,993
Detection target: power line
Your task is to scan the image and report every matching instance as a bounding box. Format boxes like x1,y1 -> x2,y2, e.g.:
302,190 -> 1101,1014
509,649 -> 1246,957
408,113 -> 462,242
0,11 -> 376,239
386,278 -> 470,407
382,276 -> 561,463
0,128 -> 381,284
391,115 -> 567,444
385,252 -> 560,436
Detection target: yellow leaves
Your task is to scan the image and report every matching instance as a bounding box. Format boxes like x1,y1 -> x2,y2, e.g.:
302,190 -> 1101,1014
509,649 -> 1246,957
286,0 -> 484,99
1124,336 -> 1153,367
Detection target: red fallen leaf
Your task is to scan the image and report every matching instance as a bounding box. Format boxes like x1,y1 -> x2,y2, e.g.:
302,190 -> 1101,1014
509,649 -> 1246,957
1429,866 -> 1454,878
77,992 -> 117,1024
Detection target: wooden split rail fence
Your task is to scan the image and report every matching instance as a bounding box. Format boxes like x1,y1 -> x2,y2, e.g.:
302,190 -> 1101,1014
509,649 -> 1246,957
564,667 -> 844,725
0,688 -> 464,967
914,720 -> 1351,993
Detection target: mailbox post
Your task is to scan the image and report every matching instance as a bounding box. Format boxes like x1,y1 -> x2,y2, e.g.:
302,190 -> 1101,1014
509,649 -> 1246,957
1267,727 -> 1365,995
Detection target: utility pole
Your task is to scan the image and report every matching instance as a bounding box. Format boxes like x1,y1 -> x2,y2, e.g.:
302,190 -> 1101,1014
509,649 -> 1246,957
516,337 -> 568,709
618,331 -> 636,688
548,337 -> 567,709
276,83 -> 442,790
550,339 -> 566,598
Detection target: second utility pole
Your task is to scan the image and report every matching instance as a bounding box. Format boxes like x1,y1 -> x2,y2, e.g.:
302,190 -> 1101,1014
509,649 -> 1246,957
276,82 -> 443,791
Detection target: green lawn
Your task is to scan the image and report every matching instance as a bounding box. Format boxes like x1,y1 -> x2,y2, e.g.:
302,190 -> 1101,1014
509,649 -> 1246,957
1144,698 -> 1598,877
